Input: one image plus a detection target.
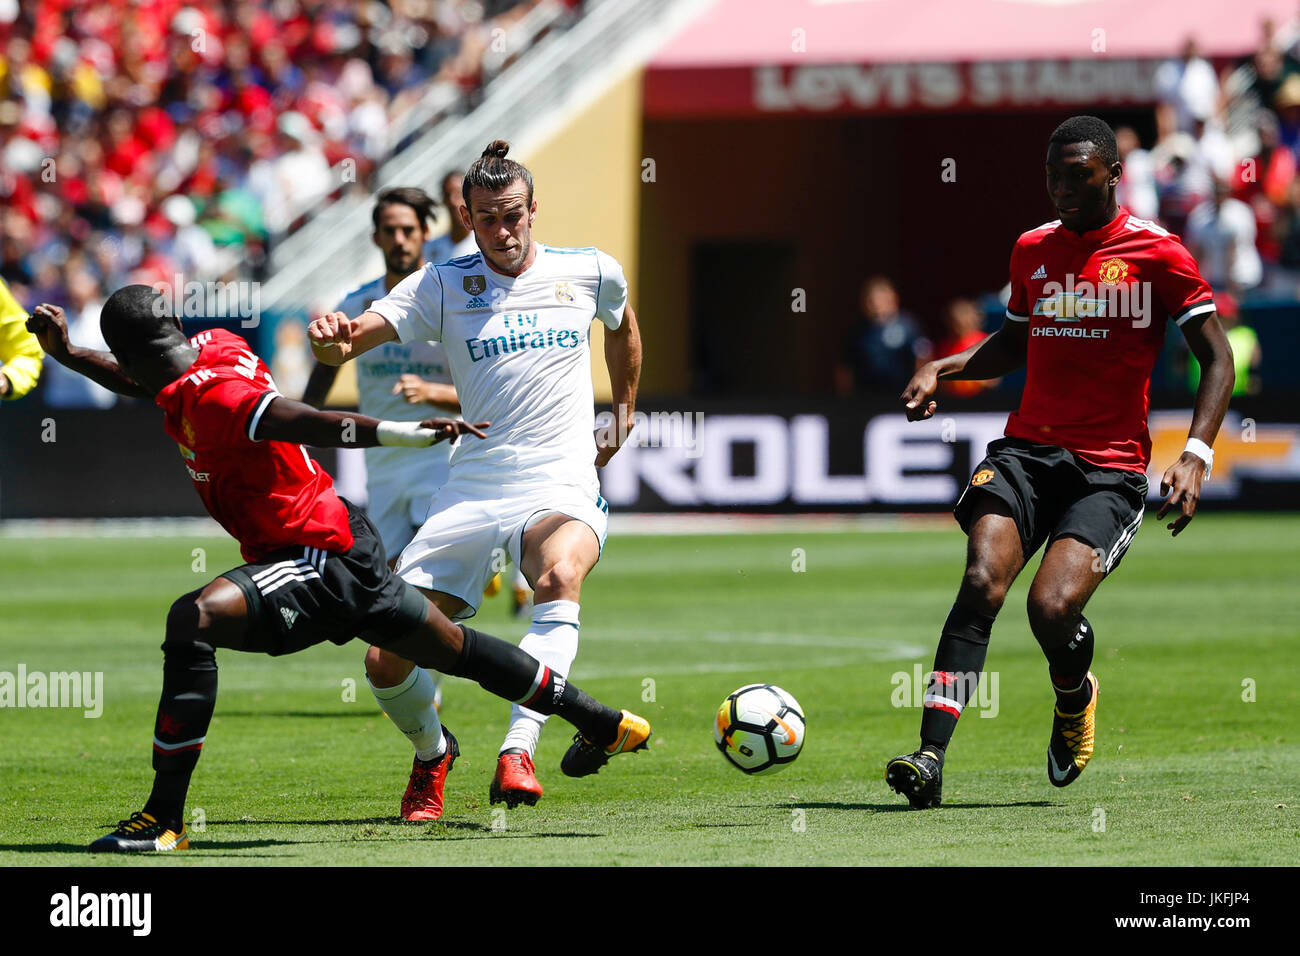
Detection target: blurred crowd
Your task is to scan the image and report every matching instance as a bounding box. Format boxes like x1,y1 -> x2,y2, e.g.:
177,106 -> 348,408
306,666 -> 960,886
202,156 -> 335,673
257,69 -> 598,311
0,0 -> 550,335
1129,21 -> 1300,298
0,3 -> 1280,407
0,0 -> 563,407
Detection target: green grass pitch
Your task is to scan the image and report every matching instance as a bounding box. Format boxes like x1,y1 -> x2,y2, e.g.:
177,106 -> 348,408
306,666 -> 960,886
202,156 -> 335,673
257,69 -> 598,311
0,514 -> 1295,866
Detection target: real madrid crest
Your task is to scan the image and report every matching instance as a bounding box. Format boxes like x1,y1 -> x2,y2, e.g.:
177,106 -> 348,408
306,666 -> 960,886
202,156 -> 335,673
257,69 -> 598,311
463,275 -> 487,296
554,281 -> 575,304
1097,257 -> 1129,286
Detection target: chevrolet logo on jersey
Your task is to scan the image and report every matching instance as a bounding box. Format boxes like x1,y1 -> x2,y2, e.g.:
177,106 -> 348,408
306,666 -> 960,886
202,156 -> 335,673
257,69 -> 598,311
1033,292 -> 1109,320
463,275 -> 486,296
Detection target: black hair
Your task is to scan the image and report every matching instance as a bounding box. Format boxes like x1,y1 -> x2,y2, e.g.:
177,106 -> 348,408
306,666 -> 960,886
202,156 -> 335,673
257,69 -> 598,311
100,284 -> 184,359
1048,115 -> 1118,167
462,140 -> 533,214
372,186 -> 437,229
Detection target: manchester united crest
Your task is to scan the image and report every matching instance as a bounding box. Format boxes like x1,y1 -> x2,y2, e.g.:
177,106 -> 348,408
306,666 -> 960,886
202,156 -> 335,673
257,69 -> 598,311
463,275 -> 487,296
1097,257 -> 1129,286
554,281 -> 575,304
972,469 -> 994,486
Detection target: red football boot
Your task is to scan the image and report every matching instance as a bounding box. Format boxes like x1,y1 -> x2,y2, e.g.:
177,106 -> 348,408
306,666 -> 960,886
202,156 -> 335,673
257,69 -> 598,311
401,729 -> 459,821
489,749 -> 543,808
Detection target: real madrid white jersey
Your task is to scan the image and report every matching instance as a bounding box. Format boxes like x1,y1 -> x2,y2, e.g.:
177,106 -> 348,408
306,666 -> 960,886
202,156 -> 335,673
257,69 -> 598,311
368,242 -> 628,492
337,276 -> 456,480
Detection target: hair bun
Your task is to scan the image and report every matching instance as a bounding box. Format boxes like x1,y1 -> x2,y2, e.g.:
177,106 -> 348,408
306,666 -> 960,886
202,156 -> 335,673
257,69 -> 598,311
483,139 -> 510,159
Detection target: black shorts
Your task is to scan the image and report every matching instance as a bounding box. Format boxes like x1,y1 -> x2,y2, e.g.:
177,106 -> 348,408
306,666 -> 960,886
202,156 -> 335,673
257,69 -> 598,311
222,500 -> 429,656
953,438 -> 1149,572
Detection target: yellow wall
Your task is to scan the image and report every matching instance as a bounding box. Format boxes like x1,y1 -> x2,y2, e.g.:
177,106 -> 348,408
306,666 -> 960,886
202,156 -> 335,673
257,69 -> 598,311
521,68 -> 644,401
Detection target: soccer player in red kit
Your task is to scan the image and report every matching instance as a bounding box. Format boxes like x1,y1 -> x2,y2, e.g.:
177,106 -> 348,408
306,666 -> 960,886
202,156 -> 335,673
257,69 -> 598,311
885,116 -> 1235,808
25,286 -> 649,851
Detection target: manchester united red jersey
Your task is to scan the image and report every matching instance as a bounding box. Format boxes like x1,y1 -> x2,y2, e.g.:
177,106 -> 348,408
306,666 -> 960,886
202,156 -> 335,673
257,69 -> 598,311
1003,208 -> 1215,472
155,328 -> 353,562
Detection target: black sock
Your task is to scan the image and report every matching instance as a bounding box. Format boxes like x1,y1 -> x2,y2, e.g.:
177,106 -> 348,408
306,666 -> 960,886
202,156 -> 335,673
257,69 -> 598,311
451,625 -> 621,745
919,603 -> 994,759
142,637 -> 217,830
1046,617 -> 1095,712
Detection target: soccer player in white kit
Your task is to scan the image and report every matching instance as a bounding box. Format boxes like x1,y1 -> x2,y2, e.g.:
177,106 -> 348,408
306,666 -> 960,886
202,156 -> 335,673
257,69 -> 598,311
308,141 -> 643,816
303,187 -> 460,726
427,169 -> 535,617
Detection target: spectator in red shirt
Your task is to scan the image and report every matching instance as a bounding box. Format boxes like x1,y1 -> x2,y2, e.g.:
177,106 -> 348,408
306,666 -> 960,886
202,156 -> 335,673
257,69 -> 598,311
932,298 -> 996,398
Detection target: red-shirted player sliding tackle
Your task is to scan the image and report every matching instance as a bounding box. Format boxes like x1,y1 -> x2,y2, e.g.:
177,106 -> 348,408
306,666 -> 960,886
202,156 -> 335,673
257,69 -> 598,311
25,286 -> 649,852
885,116 -> 1235,808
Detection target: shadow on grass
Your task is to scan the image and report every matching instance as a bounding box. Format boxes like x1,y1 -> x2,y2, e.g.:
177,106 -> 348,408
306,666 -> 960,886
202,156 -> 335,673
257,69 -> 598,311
771,800 -> 1058,812
215,711 -> 375,719
426,832 -> 604,841
208,817 -> 416,827
7,821 -> 611,856
0,843 -> 95,855
0,839 -> 307,856
208,819 -> 555,834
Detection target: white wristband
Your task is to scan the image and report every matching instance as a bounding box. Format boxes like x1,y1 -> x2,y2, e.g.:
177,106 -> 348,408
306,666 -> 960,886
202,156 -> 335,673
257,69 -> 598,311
1184,437 -> 1214,477
376,420 -> 438,447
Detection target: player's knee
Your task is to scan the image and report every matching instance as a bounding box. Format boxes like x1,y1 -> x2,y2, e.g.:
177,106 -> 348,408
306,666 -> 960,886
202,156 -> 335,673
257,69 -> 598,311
162,596 -> 217,667
165,594 -> 202,641
532,559 -> 583,597
365,644 -> 415,687
961,563 -> 1009,612
1026,588 -> 1078,641
167,581 -> 245,650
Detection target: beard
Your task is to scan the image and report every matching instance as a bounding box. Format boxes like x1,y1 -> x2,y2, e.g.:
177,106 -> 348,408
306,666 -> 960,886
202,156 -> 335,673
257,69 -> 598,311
384,248 -> 419,276
489,233 -> 530,274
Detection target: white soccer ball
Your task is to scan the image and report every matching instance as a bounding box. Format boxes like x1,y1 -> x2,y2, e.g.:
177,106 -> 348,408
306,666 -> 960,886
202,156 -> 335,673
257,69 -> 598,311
713,683 -> 805,775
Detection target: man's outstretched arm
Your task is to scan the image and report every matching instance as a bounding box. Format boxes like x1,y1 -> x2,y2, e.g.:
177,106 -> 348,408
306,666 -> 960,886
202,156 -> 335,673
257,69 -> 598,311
1158,312 -> 1234,536
25,303 -> 151,398
901,319 -> 1028,421
307,310 -> 397,366
253,395 -> 487,449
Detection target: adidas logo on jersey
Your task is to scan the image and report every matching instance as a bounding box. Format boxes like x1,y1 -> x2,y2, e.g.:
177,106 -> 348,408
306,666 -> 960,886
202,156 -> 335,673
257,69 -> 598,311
280,607 -> 299,628
1031,264 -> 1048,280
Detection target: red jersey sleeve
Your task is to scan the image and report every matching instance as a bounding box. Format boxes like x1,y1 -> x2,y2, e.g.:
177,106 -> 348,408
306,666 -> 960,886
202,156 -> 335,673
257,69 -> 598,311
188,372 -> 278,451
1005,238 -> 1030,323
1153,237 -> 1215,328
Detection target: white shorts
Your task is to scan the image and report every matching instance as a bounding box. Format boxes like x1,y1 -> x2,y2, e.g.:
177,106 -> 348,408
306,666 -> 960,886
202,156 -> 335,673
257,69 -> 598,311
366,461 -> 449,560
394,477 -> 609,620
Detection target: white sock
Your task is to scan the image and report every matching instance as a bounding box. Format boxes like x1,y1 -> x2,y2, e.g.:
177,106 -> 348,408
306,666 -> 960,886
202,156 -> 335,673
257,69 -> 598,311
369,666 -> 445,762
501,600 -> 580,756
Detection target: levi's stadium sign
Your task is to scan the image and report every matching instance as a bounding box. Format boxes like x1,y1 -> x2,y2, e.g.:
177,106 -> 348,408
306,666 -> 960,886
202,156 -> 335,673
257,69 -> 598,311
643,59 -> 1161,118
